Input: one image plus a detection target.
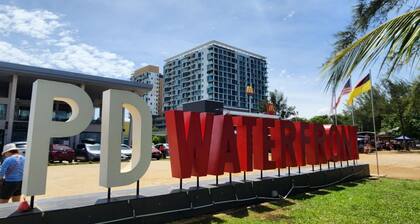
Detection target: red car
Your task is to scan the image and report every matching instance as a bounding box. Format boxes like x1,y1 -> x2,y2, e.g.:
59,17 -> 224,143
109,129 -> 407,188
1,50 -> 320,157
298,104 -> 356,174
49,144 -> 75,163
152,147 -> 162,160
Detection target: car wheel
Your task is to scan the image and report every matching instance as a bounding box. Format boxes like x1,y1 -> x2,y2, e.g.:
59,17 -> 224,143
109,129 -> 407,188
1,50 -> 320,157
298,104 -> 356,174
67,160 -> 72,163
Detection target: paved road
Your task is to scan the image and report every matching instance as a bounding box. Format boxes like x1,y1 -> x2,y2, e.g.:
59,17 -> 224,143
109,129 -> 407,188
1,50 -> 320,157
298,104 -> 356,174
40,150 -> 420,199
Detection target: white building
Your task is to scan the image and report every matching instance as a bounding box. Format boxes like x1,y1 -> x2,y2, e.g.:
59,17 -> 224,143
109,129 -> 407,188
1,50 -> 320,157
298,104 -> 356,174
163,40 -> 268,112
131,65 -> 163,116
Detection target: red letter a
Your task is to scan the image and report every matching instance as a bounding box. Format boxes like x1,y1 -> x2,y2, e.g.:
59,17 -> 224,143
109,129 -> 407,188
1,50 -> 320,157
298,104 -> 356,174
233,116 -> 256,172
208,115 -> 241,175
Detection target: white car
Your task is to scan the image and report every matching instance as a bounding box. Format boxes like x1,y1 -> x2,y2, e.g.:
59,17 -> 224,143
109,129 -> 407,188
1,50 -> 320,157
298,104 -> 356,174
3,142 -> 27,155
121,144 -> 132,160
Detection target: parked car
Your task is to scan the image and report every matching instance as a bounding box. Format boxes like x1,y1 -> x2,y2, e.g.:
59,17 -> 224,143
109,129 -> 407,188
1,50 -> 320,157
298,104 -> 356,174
75,143 -> 101,161
3,141 -> 27,155
49,144 -> 75,163
154,143 -> 169,158
121,144 -> 132,160
152,147 -> 162,160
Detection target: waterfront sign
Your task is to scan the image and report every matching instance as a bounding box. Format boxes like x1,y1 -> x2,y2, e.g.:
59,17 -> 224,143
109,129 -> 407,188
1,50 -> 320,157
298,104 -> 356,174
165,110 -> 359,178
21,79 -> 358,197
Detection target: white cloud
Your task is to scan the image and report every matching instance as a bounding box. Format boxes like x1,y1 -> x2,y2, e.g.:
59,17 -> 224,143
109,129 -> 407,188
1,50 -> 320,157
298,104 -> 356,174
140,62 -> 149,67
47,44 -> 134,79
0,41 -> 47,66
283,10 -> 295,21
0,5 -> 62,39
0,4 -> 136,79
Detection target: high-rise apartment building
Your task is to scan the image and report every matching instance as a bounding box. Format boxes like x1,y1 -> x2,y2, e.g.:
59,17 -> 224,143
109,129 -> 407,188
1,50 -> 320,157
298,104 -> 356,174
163,40 -> 267,112
131,65 -> 164,116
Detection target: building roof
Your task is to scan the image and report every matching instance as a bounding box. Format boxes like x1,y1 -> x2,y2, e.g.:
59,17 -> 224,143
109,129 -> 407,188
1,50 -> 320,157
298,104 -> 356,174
133,65 -> 160,77
223,110 -> 280,119
165,40 -> 266,62
0,61 -> 152,92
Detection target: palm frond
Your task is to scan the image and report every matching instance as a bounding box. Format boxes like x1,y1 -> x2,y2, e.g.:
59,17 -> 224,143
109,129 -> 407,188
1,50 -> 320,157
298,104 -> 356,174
322,8 -> 420,90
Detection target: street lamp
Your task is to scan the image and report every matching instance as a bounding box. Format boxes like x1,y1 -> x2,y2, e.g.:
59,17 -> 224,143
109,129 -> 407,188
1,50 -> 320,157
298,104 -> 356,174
246,85 -> 254,113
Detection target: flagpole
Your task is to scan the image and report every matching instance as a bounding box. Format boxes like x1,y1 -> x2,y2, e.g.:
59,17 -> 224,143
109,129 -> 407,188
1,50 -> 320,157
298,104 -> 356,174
333,91 -> 338,125
351,77 -> 355,125
369,73 -> 379,176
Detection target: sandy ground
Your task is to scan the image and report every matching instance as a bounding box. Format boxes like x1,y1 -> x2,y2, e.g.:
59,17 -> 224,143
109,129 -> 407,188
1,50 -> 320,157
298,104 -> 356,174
40,150 -> 420,199
359,150 -> 420,180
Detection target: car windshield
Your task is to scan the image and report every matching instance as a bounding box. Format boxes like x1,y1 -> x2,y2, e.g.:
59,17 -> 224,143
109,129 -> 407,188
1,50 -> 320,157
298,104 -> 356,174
86,144 -> 100,151
121,145 -> 131,150
15,143 -> 27,148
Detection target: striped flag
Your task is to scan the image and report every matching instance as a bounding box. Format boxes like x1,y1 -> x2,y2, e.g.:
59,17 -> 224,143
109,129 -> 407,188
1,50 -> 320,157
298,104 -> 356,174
347,74 -> 372,105
334,78 -> 352,109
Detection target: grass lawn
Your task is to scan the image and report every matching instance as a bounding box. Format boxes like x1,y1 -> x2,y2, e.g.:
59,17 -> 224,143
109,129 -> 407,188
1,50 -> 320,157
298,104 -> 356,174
173,178 -> 420,224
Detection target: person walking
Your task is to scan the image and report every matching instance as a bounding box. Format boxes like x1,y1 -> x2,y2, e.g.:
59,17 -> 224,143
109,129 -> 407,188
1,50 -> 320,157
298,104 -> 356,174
0,144 -> 25,203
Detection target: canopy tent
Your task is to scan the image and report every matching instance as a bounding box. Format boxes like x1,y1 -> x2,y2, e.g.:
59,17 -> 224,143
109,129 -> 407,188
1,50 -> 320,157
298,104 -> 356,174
394,135 -> 411,140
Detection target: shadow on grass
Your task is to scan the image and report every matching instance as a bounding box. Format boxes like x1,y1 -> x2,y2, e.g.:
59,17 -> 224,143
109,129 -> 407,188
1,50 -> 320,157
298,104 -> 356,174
174,215 -> 226,224
248,203 -> 276,213
340,179 -> 367,187
289,179 -> 370,202
326,185 -> 346,191
173,179 -> 372,224
310,189 -> 330,196
289,192 -> 315,200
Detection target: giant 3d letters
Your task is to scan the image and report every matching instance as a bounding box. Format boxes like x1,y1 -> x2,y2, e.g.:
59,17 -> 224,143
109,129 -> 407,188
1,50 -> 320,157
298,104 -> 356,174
21,79 -> 359,197
22,80 -> 152,196
165,110 -> 359,179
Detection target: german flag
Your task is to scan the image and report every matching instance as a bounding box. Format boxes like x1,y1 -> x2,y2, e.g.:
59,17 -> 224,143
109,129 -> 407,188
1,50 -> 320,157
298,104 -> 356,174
347,74 -> 372,105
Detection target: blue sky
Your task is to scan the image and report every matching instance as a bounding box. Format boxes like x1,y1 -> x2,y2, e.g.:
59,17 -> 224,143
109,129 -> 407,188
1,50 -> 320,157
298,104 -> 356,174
0,0 -> 396,118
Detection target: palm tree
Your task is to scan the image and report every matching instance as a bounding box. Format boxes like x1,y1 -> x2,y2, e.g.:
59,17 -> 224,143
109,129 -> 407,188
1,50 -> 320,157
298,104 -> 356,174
260,90 -> 297,119
322,7 -> 419,90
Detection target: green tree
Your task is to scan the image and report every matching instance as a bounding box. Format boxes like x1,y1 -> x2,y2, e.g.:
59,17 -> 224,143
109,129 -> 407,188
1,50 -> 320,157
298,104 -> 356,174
343,78 -> 420,141
152,135 -> 166,144
260,90 -> 297,119
290,117 -> 308,122
309,115 -> 333,124
383,79 -> 411,147
330,0 -> 413,54
406,77 -> 420,139
322,2 -> 419,90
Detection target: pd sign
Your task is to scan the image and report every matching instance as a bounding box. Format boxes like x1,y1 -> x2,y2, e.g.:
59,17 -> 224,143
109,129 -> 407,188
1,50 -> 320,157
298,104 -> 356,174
22,80 -> 152,196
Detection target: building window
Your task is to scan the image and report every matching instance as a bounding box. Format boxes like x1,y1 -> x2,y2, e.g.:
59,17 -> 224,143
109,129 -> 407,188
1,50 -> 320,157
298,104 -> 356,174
0,104 -> 6,120
15,106 -> 30,121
